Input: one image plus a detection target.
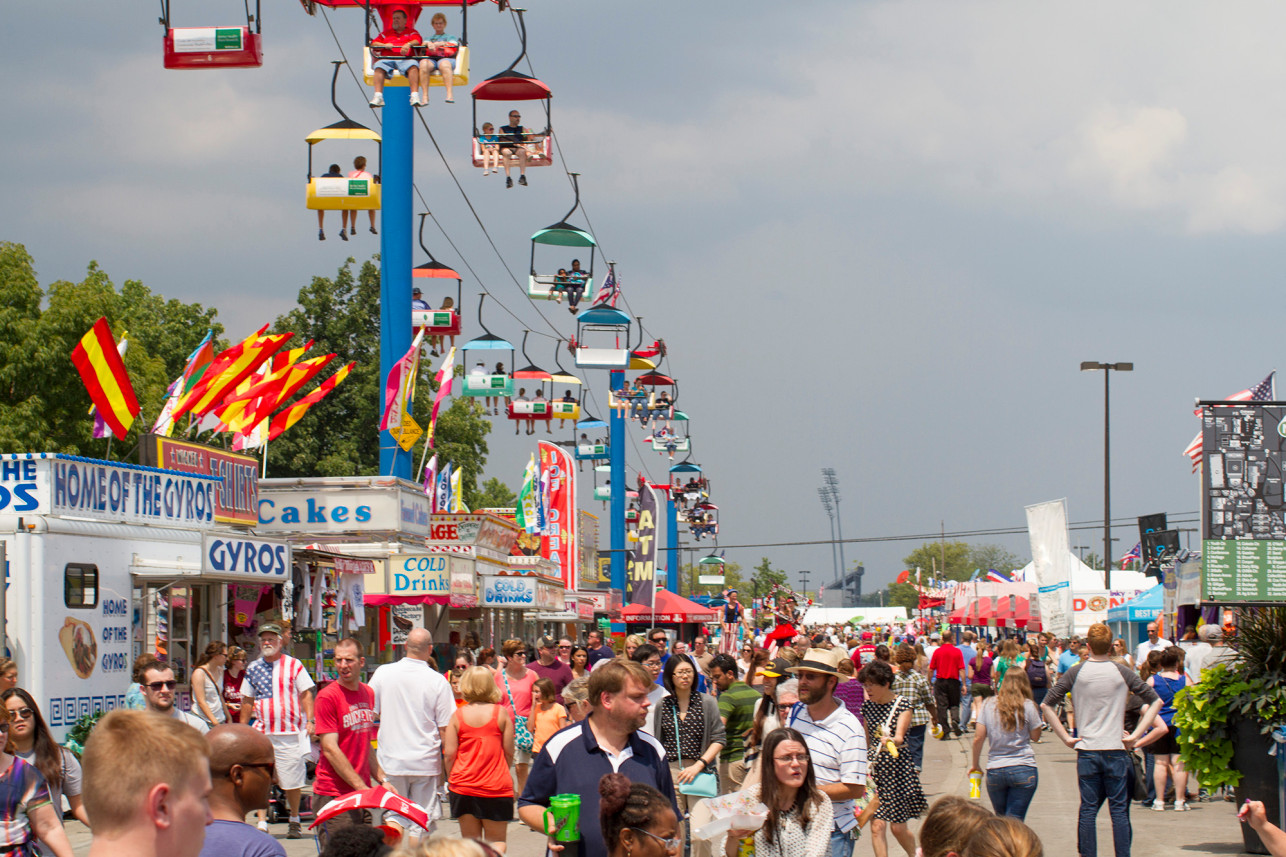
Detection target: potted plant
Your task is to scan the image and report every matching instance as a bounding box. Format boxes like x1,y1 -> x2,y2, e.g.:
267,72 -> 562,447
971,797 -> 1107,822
1173,608 -> 1286,855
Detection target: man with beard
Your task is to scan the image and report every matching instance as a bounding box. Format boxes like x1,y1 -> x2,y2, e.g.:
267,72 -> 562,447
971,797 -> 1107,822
519,659 -> 677,857
786,648 -> 868,857
239,624 -> 315,838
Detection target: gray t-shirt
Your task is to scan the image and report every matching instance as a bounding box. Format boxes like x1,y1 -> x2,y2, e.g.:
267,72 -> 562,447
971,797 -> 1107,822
978,699 -> 1042,769
16,747 -> 82,814
1045,658 -> 1159,751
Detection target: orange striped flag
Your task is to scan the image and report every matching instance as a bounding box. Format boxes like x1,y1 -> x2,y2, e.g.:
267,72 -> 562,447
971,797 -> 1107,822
70,318 -> 140,438
220,353 -> 336,434
174,330 -> 293,421
267,362 -> 355,442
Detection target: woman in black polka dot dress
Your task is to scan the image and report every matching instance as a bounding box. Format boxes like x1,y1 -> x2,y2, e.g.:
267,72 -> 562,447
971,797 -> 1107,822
859,659 -> 928,856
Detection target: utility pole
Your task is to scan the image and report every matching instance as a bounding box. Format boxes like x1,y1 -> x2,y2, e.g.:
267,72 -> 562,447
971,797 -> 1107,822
822,468 -> 846,604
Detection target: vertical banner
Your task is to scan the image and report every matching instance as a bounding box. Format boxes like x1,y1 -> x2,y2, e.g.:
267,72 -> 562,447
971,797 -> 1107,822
538,441 -> 578,591
627,483 -> 659,605
1026,498 -> 1073,637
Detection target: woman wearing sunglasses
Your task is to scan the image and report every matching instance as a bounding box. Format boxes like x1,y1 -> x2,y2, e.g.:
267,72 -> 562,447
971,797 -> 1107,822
1,690 -> 89,831
599,772 -> 680,857
0,702 -> 74,857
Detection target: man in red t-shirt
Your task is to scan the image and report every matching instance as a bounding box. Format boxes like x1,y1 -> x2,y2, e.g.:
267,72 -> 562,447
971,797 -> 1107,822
369,9 -> 423,107
314,637 -> 387,846
928,637 -> 965,739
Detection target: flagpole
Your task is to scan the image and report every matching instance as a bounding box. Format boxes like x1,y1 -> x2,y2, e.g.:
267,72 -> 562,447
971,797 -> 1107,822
261,435 -> 268,479
416,436 -> 432,482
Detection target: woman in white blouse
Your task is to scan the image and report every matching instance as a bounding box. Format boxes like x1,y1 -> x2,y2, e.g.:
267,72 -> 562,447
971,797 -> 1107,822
724,727 -> 833,857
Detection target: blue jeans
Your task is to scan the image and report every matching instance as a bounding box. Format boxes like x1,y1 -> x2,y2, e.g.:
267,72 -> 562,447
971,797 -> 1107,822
828,827 -> 857,857
905,724 -> 927,769
1077,750 -> 1133,857
985,764 -> 1038,820
1144,752 -> 1156,804
960,691 -> 973,728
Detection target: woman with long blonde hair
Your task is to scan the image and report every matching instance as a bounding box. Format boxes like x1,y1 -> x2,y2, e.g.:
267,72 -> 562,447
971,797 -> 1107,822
993,638 -> 1025,687
969,668 -> 1042,820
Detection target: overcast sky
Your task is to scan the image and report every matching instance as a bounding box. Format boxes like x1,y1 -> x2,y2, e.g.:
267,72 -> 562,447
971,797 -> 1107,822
4,2 -> 1283,598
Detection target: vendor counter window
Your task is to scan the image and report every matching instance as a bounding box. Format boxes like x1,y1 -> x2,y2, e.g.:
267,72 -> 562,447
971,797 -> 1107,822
64,564 -> 98,609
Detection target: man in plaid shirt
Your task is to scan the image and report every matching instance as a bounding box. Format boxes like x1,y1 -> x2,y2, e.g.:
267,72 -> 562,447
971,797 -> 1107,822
891,644 -> 936,772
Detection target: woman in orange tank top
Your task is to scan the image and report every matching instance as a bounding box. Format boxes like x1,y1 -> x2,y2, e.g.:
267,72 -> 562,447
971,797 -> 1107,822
443,666 -> 516,848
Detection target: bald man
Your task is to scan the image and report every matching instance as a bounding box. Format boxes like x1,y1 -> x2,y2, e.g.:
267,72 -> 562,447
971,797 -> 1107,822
198,725 -> 286,857
369,627 -> 455,838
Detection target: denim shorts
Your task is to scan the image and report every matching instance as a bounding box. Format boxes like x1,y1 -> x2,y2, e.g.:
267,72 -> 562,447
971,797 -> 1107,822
374,58 -> 417,76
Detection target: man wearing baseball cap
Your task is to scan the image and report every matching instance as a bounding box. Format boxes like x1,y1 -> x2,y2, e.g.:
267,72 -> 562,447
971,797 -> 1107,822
239,623 -> 315,838
786,649 -> 867,857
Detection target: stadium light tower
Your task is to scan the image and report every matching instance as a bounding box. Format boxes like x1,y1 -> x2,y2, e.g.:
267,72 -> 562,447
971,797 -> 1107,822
818,486 -> 839,587
822,468 -> 847,604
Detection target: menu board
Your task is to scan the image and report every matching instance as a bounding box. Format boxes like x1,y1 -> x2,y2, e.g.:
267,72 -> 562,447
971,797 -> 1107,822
1201,403 -> 1286,601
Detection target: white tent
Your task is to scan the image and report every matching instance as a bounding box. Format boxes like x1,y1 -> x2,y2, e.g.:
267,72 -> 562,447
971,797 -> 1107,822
1012,552 -> 1153,591
800,606 -> 909,627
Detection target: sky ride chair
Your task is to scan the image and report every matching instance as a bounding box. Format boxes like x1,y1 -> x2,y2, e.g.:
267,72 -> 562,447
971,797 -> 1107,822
470,9 -> 553,171
460,294 -> 515,410
528,174 -> 596,301
306,62 -> 382,214
161,0 -> 263,68
355,0 -> 479,91
412,213 -> 462,342
548,341 -> 583,424
507,331 -> 554,433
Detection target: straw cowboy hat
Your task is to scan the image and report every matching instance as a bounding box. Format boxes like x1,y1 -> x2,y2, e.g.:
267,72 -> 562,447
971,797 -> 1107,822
787,648 -> 849,682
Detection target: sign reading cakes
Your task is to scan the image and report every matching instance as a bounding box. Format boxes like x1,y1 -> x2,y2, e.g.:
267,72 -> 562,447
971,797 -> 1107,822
0,454 -> 217,528
481,574 -> 536,608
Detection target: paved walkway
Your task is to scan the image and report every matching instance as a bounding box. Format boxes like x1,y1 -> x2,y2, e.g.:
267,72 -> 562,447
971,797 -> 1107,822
64,730 -> 1253,857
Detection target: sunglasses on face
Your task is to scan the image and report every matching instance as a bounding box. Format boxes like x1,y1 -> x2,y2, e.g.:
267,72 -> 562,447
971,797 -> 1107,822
6,708 -> 32,720
146,680 -> 178,691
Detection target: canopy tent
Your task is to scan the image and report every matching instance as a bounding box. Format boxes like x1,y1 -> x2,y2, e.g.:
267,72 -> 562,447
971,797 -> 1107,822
1012,552 -> 1154,591
1107,585 -> 1163,623
799,607 -> 909,627
620,590 -> 719,624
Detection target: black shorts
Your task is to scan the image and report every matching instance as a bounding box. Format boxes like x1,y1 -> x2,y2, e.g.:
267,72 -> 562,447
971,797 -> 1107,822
1148,730 -> 1181,757
449,791 -> 515,822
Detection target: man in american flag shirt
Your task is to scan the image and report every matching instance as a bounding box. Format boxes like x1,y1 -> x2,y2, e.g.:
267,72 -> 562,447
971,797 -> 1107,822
239,623 -> 316,839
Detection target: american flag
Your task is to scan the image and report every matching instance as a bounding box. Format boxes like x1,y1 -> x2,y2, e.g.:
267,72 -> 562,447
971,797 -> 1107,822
1183,371 -> 1276,472
1119,541 -> 1142,568
591,268 -> 621,308
245,655 -> 310,733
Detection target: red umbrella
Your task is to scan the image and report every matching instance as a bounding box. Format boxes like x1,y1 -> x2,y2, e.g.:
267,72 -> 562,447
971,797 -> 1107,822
309,787 -> 432,831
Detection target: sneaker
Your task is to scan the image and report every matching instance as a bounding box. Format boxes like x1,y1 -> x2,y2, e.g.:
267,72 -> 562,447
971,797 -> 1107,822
1173,801 -> 1189,812
340,229 -> 348,241
369,93 -> 384,107
1152,803 -> 1165,812
257,821 -> 269,833
430,350 -> 439,357
370,226 -> 378,235
318,229 -> 325,241
506,177 -> 513,188
287,821 -> 302,838
518,175 -> 528,186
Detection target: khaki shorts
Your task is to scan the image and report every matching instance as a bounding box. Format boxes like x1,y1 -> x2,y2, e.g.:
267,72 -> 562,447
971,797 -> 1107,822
268,732 -> 309,791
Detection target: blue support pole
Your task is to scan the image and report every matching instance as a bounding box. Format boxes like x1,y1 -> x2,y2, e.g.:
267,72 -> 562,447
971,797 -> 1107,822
610,369 -> 627,599
665,493 -> 679,594
379,87 -> 414,479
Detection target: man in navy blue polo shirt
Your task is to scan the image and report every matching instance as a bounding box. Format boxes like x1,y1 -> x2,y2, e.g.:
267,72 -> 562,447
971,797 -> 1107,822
518,658 -> 678,857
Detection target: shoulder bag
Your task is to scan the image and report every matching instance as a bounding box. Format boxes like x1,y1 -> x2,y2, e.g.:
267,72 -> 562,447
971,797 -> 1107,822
672,700 -> 718,798
858,695 -> 906,828
503,670 -> 535,752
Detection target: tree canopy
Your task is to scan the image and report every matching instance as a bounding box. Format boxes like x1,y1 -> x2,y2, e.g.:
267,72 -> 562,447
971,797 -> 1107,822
883,542 -> 1029,610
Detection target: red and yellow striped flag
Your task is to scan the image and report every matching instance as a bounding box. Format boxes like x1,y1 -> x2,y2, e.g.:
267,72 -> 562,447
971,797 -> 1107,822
174,330 -> 293,421
219,353 -> 336,434
267,362 -> 355,442
70,317 -> 140,438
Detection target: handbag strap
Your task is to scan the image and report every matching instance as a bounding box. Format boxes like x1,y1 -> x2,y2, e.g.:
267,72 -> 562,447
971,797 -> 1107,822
671,700 -> 685,767
873,696 -> 905,764
502,669 -> 520,719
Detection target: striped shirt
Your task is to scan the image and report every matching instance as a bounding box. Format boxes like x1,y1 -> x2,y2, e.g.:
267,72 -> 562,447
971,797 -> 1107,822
789,699 -> 867,833
892,669 -> 934,728
241,655 -> 316,734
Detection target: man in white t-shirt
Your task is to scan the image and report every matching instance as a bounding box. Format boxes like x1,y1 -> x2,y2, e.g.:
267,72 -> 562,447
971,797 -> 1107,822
239,623 -> 315,839
369,627 -> 456,838
1133,622 -> 1171,667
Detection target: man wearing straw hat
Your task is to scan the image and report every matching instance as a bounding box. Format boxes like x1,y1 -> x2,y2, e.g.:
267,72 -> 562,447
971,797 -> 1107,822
785,648 -> 868,857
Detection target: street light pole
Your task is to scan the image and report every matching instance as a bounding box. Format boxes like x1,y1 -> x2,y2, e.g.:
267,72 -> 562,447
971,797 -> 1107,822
1080,361 -> 1133,590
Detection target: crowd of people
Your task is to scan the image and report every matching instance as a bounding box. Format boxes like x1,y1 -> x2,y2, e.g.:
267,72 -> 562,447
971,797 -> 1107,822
3,614 -> 1273,857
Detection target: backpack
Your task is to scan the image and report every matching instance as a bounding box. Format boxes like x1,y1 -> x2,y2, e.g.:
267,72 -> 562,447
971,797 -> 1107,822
1025,656 -> 1048,689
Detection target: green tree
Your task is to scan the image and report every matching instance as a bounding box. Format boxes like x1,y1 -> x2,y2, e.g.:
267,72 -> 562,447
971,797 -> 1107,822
266,257 -> 496,500
881,542 -> 1029,612
474,476 -> 516,509
749,557 -> 788,601
968,544 -> 1027,576
0,243 -> 220,455
677,561 -> 743,599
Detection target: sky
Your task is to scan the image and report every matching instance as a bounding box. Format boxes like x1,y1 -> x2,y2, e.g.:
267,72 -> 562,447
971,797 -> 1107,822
5,1 -> 1286,600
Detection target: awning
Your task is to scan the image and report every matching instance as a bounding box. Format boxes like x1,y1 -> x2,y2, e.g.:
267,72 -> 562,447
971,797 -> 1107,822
1107,584 -> 1163,623
620,590 -> 719,623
